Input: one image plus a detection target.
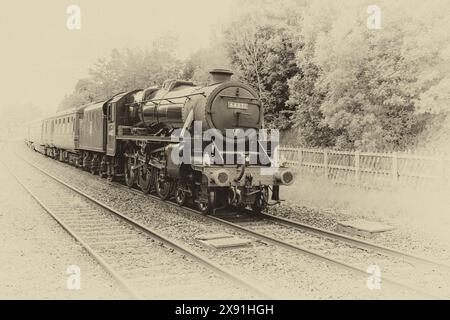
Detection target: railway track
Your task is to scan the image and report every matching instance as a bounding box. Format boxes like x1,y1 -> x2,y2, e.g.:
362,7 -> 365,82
209,214 -> 450,299
15,144 -> 450,299
259,212 -> 450,272
3,151 -> 273,300
101,169 -> 449,299
115,179 -> 450,299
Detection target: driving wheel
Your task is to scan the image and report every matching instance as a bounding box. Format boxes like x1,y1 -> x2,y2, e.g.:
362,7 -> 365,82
124,157 -> 136,188
175,183 -> 188,206
197,190 -> 216,214
156,171 -> 173,200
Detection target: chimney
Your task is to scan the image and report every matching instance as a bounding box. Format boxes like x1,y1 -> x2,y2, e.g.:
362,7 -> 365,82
209,68 -> 233,83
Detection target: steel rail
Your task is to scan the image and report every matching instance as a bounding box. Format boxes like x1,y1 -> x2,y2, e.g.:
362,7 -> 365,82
207,215 -> 443,299
17,146 -> 444,299
114,179 -> 444,299
13,152 -> 274,300
1,159 -> 141,299
259,212 -> 450,272
102,176 -> 442,299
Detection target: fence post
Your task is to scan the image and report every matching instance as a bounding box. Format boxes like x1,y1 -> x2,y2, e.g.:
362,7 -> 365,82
297,147 -> 302,166
355,150 -> 360,186
323,149 -> 328,180
392,152 -> 398,184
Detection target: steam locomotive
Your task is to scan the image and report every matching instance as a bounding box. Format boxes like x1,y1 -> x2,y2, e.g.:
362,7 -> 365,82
26,69 -> 294,213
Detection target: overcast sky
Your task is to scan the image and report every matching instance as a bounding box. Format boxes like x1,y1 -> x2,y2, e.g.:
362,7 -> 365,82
0,0 -> 234,114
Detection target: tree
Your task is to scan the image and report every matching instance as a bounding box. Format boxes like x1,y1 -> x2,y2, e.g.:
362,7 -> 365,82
287,0 -> 450,150
58,37 -> 183,111
181,45 -> 231,86
223,11 -> 302,129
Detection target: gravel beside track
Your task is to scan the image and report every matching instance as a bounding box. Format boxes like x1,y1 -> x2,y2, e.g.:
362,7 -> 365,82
6,149 -> 257,299
269,202 -> 450,266
0,147 -> 126,299
215,214 -> 450,298
12,142 -> 431,299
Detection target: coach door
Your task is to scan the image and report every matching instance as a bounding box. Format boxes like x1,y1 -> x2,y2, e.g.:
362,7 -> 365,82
50,120 -> 55,146
106,102 -> 116,156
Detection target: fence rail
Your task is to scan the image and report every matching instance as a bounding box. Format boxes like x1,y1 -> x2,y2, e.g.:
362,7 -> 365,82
279,147 -> 450,190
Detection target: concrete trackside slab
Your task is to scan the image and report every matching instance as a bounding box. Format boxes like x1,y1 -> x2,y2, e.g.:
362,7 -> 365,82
196,233 -> 252,249
337,219 -> 395,238
201,237 -> 252,249
195,232 -> 233,241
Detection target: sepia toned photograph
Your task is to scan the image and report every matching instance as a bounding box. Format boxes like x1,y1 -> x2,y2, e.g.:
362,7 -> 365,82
1,0 -> 450,310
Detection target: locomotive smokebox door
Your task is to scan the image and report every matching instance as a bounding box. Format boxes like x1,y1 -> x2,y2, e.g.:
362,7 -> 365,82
205,82 -> 262,131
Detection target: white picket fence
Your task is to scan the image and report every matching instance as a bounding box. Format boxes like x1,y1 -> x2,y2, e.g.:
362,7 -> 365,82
279,146 -> 450,190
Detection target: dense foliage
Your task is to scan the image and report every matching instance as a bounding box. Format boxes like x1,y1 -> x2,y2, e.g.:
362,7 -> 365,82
58,0 -> 450,151
58,37 -> 182,110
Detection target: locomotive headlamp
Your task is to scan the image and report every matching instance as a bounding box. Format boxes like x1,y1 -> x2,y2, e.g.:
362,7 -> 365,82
274,169 -> 295,185
212,169 -> 230,186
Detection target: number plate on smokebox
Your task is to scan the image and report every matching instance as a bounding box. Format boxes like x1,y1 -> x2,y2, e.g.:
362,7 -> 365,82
227,101 -> 248,110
